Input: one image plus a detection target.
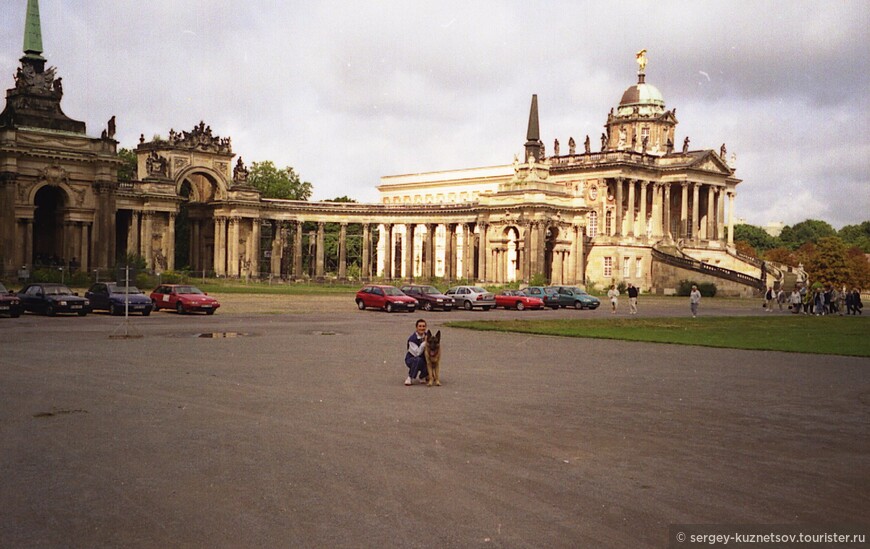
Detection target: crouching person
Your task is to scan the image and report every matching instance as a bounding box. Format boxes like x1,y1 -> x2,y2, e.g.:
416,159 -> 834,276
404,319 -> 429,386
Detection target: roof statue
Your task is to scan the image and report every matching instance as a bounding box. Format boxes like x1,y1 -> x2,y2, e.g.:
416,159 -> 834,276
635,49 -> 647,73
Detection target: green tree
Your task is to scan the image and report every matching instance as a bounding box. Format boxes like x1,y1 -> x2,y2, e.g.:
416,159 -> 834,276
839,221 -> 870,253
326,196 -> 357,203
117,148 -> 138,182
779,219 -> 836,250
733,223 -> 779,253
248,161 -> 313,200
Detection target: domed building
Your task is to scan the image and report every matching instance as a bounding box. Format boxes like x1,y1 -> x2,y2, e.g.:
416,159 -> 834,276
377,52 -> 764,295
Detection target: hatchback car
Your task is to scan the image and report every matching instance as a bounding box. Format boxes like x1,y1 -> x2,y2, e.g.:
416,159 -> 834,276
548,286 -> 601,310
18,283 -> 91,316
495,289 -> 545,310
521,286 -> 561,309
150,284 -> 220,314
445,285 -> 496,311
400,285 -> 454,311
86,282 -> 154,316
356,285 -> 417,313
0,282 -> 22,318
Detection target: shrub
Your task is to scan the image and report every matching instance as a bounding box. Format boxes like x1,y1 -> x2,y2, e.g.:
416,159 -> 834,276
677,280 -> 717,297
529,272 -> 548,287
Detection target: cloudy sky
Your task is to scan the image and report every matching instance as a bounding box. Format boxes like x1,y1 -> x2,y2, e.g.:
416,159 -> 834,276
1,1 -> 867,228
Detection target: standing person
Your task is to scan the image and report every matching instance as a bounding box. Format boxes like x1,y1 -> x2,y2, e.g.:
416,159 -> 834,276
404,319 -> 429,386
776,287 -> 786,311
799,283 -> 809,314
837,285 -> 847,316
627,283 -> 639,315
764,286 -> 775,311
852,288 -> 864,315
689,284 -> 701,318
607,284 -> 620,314
789,288 -> 801,314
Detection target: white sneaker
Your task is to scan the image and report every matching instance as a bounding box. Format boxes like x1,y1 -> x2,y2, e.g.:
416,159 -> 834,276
404,377 -> 412,386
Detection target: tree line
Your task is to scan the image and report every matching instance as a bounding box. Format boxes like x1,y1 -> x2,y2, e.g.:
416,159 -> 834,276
734,220 -> 870,288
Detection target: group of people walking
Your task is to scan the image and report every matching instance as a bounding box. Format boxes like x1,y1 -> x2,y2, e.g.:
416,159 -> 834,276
780,284 -> 864,316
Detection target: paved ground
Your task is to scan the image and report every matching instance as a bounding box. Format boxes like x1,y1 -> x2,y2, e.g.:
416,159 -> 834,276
1,297 -> 868,548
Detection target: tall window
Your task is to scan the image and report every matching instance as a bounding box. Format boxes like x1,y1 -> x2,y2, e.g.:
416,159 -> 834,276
636,257 -> 643,277
587,211 -> 598,237
604,257 -> 613,278
605,210 -> 613,236
623,257 -> 630,278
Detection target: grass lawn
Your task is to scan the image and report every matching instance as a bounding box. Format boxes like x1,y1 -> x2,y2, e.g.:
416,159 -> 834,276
445,316 -> 870,357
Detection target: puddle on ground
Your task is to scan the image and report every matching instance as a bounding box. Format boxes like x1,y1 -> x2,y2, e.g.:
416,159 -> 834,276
197,332 -> 251,338
33,409 -> 88,419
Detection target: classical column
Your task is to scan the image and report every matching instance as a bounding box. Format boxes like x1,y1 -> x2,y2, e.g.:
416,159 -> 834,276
650,185 -> 662,239
638,181 -> 648,239
692,183 -> 701,243
63,221 -> 75,267
80,223 -> 90,273
615,178 -> 624,237
229,217 -> 241,276
537,222 -> 547,277
626,179 -> 636,237
338,222 -> 347,279
444,224 -> 455,281
727,192 -> 735,246
383,223 -> 393,279
143,212 -> 154,269
477,223 -> 488,281
251,219 -> 261,276
421,223 -> 433,279
167,213 -> 176,271
706,186 -> 715,240
128,212 -> 139,257
680,182 -> 689,239
464,224 -> 474,280
717,187 -> 725,242
20,219 -> 33,267
270,222 -> 282,277
212,217 -> 222,275
293,221 -> 303,278
361,223 -> 371,279
575,225 -> 585,285
663,184 -> 672,239
552,250 -> 563,285
404,224 -> 415,280
315,222 -> 325,278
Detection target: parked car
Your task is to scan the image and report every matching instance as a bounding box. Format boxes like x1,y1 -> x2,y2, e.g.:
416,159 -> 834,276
445,285 -> 496,310
400,285 -> 454,311
0,282 -> 22,318
495,289 -> 545,311
86,282 -> 153,316
356,284 -> 417,312
17,283 -> 91,316
520,286 -> 561,309
150,284 -> 220,315
548,286 -> 601,310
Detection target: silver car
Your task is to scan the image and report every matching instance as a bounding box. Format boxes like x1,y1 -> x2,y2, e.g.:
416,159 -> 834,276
445,285 -> 496,311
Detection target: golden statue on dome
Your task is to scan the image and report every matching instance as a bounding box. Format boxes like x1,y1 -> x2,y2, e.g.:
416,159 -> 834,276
636,49 -> 647,72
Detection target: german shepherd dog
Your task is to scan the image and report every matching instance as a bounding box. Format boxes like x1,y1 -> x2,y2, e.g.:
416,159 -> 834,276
424,330 -> 442,386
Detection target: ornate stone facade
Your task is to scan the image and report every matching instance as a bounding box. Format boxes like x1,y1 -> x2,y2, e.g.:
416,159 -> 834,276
0,2 -> 762,294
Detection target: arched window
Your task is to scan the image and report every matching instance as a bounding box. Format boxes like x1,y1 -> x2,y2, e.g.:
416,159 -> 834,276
587,211 -> 598,238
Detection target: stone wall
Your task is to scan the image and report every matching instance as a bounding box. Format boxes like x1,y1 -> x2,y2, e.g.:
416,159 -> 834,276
651,259 -> 759,298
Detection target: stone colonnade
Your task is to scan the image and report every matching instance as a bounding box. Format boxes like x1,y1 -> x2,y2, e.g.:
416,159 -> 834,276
607,178 -> 735,245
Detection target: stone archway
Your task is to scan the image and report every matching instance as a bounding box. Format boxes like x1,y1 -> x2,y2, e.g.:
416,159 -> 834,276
32,185 -> 68,267
503,226 -> 520,282
544,225 -> 559,283
174,168 -> 227,274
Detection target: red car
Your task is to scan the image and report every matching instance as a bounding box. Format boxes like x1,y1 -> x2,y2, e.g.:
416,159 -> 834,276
150,284 -> 220,315
495,289 -> 545,310
355,285 -> 417,313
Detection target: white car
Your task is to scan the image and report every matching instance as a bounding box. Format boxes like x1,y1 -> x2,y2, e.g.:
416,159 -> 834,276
445,286 -> 495,311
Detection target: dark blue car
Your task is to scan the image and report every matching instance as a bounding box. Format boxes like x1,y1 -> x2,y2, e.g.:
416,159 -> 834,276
18,283 -> 91,316
86,282 -> 153,316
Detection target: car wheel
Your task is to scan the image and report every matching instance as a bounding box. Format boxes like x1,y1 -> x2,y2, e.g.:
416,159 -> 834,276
142,308 -> 151,317
575,301 -> 584,310
516,301 -> 525,311
152,300 -> 159,311
422,301 -> 432,312
206,309 -> 215,315
356,299 -> 366,310
77,310 -> 87,316
385,302 -> 394,313
11,312 -> 20,318
111,304 -> 121,316
551,305 -> 560,310
463,300 -> 473,311
176,302 -> 185,314
482,306 -> 491,311
46,304 -> 55,316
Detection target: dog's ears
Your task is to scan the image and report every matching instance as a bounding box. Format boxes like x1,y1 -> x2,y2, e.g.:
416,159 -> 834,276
426,330 -> 432,337
435,330 -> 441,339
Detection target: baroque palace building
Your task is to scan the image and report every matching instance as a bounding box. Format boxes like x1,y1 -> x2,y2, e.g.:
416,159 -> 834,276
0,1 -> 766,295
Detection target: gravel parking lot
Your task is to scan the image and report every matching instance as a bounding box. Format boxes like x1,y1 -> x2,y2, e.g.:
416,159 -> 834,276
1,297 -> 867,547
